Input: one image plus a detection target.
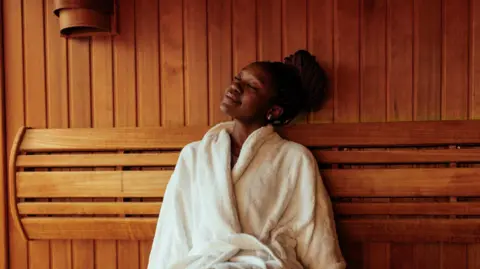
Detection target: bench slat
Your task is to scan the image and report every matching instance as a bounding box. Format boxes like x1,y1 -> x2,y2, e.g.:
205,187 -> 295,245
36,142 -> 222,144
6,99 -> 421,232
21,217 -> 480,242
17,153 -> 180,167
18,202 -> 162,215
313,149 -> 480,164
17,149 -> 480,168
324,168 -> 480,197
22,217 -> 157,240
334,202 -> 480,215
338,219 -> 480,243
20,127 -> 207,152
17,171 -> 171,198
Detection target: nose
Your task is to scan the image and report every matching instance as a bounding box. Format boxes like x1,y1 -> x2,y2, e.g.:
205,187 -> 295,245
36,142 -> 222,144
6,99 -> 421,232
231,83 -> 242,94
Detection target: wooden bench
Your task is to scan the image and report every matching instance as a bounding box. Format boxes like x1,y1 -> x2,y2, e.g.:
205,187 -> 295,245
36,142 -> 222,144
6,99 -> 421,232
8,120 -> 480,244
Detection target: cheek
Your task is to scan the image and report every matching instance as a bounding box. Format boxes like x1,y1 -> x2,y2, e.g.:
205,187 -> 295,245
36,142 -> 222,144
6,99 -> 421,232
241,94 -> 270,114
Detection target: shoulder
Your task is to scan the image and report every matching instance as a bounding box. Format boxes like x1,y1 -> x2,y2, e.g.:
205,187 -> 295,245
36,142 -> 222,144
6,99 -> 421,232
280,140 -> 316,163
178,141 -> 201,161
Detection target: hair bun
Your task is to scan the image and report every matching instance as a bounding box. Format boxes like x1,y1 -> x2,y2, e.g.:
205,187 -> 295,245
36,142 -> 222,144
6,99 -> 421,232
283,50 -> 328,112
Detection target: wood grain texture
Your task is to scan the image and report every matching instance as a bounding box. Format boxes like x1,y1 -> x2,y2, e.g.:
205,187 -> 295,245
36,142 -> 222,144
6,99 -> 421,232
18,202 -> 161,215
135,0 -> 160,127
257,0 -> 281,61
0,0 -> 7,266
233,0 -> 257,74
160,0 -> 184,126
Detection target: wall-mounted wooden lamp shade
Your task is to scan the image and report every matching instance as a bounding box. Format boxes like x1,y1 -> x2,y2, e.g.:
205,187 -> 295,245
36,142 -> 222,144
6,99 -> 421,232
53,0 -> 117,37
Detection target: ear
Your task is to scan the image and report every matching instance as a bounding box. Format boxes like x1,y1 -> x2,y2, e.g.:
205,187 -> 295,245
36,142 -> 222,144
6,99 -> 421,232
267,105 -> 284,120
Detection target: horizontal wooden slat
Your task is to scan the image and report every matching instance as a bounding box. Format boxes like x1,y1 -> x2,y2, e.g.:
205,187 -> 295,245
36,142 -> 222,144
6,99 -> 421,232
20,127 -> 208,152
19,120 -> 480,152
323,168 -> 480,197
280,120 -> 480,146
18,202 -> 161,215
17,152 -> 180,167
22,217 -> 157,240
21,217 -> 480,242
334,202 -> 480,215
314,149 -> 480,164
16,171 -> 171,198
338,219 -> 480,243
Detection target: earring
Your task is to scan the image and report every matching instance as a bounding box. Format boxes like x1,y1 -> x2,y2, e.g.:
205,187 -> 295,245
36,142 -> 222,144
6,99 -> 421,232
267,114 -> 273,121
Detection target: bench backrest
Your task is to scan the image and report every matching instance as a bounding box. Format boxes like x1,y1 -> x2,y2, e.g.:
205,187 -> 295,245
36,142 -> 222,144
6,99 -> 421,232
9,120 -> 480,243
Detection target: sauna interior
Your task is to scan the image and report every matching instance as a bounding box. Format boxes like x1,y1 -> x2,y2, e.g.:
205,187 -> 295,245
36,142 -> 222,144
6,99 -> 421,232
1,0 -> 480,268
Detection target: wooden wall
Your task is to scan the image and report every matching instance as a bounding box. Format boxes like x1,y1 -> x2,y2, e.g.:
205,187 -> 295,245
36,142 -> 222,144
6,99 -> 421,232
2,0 -> 480,268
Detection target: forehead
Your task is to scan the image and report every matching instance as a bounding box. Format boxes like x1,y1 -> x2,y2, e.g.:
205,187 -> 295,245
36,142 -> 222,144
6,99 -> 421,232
240,63 -> 272,84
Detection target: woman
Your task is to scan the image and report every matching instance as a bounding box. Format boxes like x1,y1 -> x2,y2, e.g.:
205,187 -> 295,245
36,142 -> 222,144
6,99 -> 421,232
147,50 -> 345,269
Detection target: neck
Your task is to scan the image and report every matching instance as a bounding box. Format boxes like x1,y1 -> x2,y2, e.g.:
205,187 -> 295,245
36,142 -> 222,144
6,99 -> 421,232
230,120 -> 265,149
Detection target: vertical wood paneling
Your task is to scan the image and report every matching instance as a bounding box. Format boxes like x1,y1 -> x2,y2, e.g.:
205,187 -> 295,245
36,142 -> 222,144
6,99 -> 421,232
23,0 -> 50,268
0,0 -> 7,267
114,0 -> 136,128
308,0 -> 334,123
257,0 -> 282,61
45,0 -> 71,267
232,0 -> 257,74
441,244 -> 467,269
207,0 -> 232,124
160,0 -> 184,126
334,0 -> 360,123
91,36 -> 117,269
4,0 -> 28,267
387,0 -> 413,122
184,0 -> 209,126
135,0 -> 160,127
443,0 -> 469,120
113,1 -> 141,268
68,38 -> 94,269
282,0 -> 307,54
388,0 -> 415,265
414,0 -> 442,121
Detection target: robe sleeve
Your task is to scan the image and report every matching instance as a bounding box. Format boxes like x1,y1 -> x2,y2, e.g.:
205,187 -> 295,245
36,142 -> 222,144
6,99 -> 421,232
289,148 -> 346,269
147,145 -> 195,269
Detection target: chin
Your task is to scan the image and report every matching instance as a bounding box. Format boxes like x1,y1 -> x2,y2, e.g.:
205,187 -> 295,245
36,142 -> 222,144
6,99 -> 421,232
219,103 -> 233,117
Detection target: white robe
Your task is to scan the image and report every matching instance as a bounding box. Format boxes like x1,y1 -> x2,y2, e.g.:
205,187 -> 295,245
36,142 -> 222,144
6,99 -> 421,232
147,122 -> 345,269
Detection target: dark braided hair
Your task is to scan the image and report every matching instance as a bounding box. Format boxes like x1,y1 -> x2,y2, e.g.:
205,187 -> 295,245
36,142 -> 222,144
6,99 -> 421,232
256,50 -> 328,125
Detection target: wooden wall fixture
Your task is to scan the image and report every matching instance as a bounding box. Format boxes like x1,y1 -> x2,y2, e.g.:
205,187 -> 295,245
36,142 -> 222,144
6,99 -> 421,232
53,0 -> 117,37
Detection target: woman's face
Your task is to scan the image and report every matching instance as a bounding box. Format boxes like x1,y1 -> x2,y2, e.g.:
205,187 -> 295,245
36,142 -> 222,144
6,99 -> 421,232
220,63 -> 276,124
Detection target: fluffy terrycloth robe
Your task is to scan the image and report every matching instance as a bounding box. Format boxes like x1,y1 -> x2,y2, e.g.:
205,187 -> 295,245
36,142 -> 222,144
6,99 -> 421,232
147,122 -> 345,269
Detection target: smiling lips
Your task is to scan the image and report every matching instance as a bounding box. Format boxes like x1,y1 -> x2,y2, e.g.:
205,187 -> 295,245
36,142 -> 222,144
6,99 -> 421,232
225,91 -> 241,104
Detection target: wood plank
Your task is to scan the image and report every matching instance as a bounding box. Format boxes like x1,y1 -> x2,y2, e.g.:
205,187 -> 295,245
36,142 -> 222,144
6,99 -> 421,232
308,0 -> 334,123
91,33 -> 117,269
20,127 -> 207,152
443,0 -> 469,121
19,148 -> 480,168
16,171 -> 171,198
387,0 -> 413,122
4,0 -> 28,266
441,244 -> 467,269
160,0 -> 184,126
22,218 -> 480,242
333,0 -> 360,123
257,0 -> 282,61
19,120 -> 480,152
323,168 -> 480,197
23,1 -> 50,267
282,0 -> 307,54
207,0 -> 232,124
473,0 -> 480,120
135,0 -> 160,127
414,0 -> 442,121
139,241 -> 152,269
312,149 -> 480,164
51,241 -> 72,269
468,244 -> 480,269
18,202 -> 161,215
279,120 -> 480,147
22,218 -> 157,240
113,0 -> 136,128
334,202 -> 480,215
232,0 -> 256,74
68,38 -> 91,128
17,152 -> 180,167
360,0 -> 387,123
413,244 -> 440,269
184,0 -> 208,126
118,241 -> 138,269
72,240 -> 93,269
0,0 -> 7,266
338,219 -> 480,243
390,243 -> 414,269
